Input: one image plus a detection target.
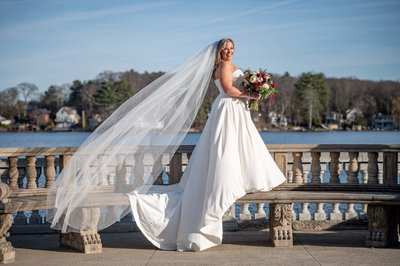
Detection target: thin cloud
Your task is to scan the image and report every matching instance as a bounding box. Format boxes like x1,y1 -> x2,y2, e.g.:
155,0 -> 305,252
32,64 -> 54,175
4,1 -> 179,34
170,0 -> 298,34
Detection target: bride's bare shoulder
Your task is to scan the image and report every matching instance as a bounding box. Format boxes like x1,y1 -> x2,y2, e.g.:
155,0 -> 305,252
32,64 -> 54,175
215,62 -> 238,80
231,64 -> 239,72
220,62 -> 238,72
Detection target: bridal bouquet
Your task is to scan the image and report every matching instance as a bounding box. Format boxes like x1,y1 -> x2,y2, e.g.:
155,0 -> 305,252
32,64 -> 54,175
242,69 -> 277,111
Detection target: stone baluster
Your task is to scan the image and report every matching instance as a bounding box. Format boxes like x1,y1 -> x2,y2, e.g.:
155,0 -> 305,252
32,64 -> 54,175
292,203 -> 297,220
367,152 -> 378,184
330,203 -> 342,220
329,152 -> 340,184
26,156 -> 37,189
254,203 -> 266,219
302,170 -> 309,184
319,169 -> 325,183
223,204 -> 237,223
287,170 -> 293,183
274,152 -> 288,181
13,212 -> 27,225
29,210 -> 43,224
108,173 -> 116,186
59,154 -> 72,172
299,203 -> 310,220
292,152 -> 303,184
311,152 -> 321,184
359,167 -> 369,221
314,203 -> 326,220
378,170 -> 383,184
383,152 -> 398,185
132,152 -> 145,187
182,151 -> 192,173
152,152 -> 163,185
361,170 -> 368,184
97,155 -> 108,186
345,203 -> 357,220
222,203 -> 238,222
114,155 -> 127,187
269,203 -> 293,247
360,204 -> 368,220
35,166 -> 42,188
239,203 -> 252,220
45,155 -> 56,188
7,157 -> 18,189
169,152 -> 183,184
347,152 -> 359,184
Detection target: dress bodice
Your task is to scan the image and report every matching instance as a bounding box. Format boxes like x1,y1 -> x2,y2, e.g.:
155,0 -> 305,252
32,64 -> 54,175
214,69 -> 244,95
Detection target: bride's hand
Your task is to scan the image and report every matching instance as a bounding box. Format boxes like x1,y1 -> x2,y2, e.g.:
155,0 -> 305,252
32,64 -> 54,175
247,92 -> 261,100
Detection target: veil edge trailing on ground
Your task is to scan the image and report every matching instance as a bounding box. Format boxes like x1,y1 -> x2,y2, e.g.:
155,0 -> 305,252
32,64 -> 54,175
46,41 -> 219,233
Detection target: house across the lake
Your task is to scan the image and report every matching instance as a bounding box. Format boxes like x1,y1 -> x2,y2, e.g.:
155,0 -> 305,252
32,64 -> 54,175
29,108 -> 50,127
0,115 -> 12,126
324,111 -> 343,130
54,106 -> 81,129
372,113 -> 397,130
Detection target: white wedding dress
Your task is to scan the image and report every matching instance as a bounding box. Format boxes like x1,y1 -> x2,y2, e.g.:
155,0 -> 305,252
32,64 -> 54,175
128,69 -> 286,251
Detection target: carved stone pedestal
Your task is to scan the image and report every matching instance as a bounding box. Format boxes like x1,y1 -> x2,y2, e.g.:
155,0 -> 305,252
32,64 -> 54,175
366,205 -> 398,247
60,230 -> 102,253
0,214 -> 15,264
59,207 -> 102,253
269,203 -> 293,247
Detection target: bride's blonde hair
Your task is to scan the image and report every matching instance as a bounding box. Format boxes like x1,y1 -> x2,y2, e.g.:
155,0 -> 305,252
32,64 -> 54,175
213,38 -> 234,76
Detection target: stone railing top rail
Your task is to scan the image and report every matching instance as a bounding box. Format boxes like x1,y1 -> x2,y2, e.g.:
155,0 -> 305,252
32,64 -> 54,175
1,144 -> 400,156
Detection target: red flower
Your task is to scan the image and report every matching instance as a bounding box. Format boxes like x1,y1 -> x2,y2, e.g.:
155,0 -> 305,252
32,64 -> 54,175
271,82 -> 275,88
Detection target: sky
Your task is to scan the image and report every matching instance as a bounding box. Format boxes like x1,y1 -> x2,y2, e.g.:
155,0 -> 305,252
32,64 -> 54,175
0,0 -> 399,92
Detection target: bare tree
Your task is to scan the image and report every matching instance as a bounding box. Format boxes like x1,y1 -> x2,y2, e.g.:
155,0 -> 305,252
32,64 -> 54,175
0,87 -> 20,119
16,82 -> 39,117
391,97 -> 400,127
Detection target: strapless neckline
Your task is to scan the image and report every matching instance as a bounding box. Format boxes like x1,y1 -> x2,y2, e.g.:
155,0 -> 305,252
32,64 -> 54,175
213,69 -> 242,82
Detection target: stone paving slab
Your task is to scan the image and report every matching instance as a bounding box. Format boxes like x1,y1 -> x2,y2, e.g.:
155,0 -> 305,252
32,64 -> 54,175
8,230 -> 400,266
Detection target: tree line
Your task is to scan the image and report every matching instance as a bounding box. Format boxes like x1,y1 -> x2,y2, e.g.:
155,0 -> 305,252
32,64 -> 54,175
1,69 -> 399,130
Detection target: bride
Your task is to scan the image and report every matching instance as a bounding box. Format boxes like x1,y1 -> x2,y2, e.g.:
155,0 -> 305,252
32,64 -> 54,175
47,38 -> 286,252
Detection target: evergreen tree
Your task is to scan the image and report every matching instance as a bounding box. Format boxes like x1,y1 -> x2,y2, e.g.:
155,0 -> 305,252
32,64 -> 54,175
93,82 -> 117,116
68,80 -> 84,111
294,72 -> 329,128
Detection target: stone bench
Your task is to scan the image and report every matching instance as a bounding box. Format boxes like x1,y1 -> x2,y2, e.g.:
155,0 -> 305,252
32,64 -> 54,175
0,183 -> 399,264
1,144 -> 399,264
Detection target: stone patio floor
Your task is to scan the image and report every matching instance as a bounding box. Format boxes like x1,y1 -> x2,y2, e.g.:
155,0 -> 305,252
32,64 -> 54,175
8,229 -> 400,265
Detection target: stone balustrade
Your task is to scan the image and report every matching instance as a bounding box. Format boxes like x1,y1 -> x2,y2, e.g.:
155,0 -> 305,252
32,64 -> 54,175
0,145 -> 399,228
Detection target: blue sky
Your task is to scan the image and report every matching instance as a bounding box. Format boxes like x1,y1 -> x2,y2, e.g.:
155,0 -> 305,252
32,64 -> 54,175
1,0 -> 399,91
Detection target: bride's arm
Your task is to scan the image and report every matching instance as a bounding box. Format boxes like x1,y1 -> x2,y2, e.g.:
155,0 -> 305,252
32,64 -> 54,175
219,62 -> 260,100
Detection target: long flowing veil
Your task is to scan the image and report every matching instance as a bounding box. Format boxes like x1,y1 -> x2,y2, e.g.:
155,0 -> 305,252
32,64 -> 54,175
47,41 -> 218,233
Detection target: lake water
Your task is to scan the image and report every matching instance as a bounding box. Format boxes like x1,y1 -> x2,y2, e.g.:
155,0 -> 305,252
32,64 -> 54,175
0,131 -> 399,148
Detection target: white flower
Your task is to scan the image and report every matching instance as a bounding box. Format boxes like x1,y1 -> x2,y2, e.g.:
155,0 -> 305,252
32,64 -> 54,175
250,75 -> 257,83
261,83 -> 270,90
